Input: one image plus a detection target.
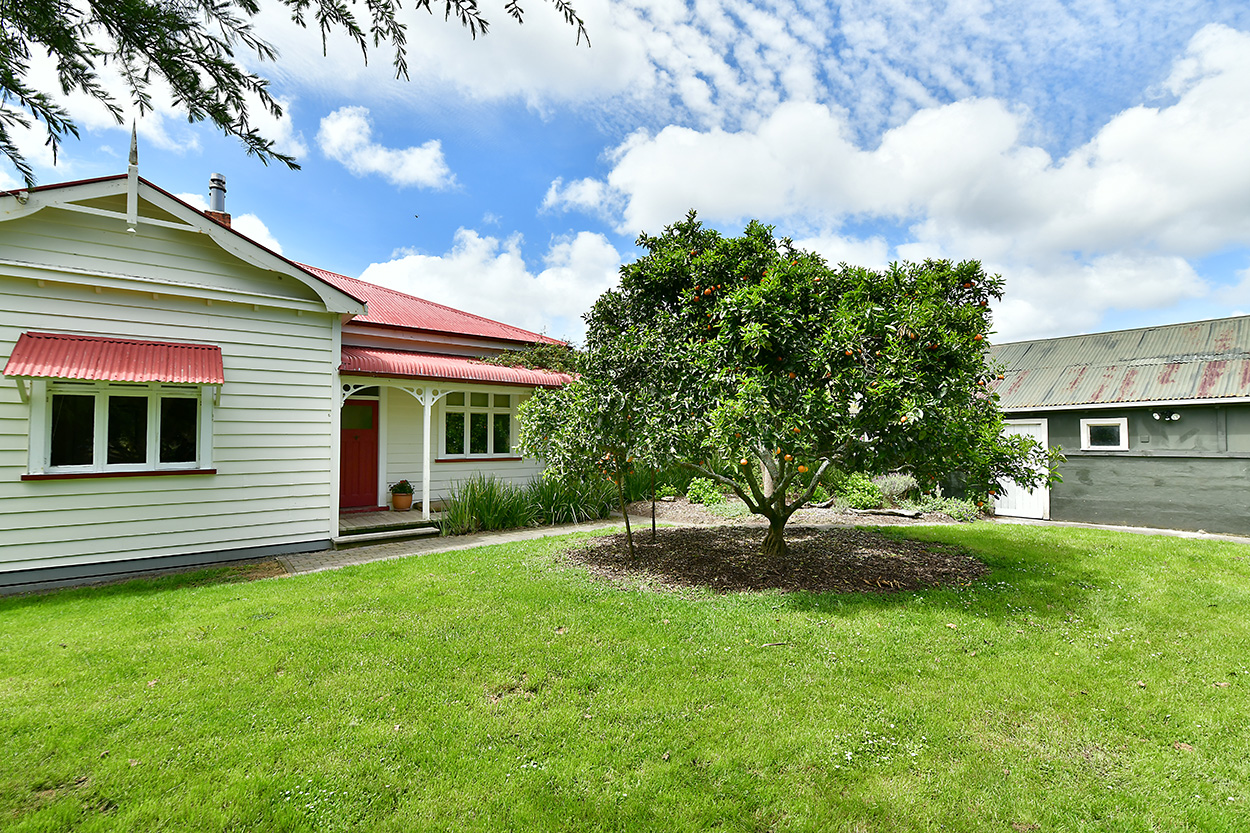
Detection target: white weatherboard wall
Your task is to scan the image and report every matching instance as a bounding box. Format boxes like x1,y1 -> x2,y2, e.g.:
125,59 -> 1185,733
0,206 -> 341,575
384,387 -> 542,508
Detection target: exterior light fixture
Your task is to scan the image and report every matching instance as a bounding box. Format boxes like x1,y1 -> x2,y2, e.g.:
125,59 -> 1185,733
1152,410 -> 1181,422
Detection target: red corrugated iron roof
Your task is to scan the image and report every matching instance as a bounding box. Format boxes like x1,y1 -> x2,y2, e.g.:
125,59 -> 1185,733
341,346 -> 572,387
300,264 -> 563,346
3,332 -> 224,384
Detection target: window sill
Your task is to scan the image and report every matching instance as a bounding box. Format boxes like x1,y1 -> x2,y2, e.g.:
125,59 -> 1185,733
22,468 -> 217,481
435,457 -> 524,464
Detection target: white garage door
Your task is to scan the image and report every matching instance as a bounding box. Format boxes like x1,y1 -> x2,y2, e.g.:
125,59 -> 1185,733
994,419 -> 1050,520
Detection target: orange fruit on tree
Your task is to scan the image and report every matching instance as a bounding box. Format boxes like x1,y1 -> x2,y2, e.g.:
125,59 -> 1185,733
797,465 -> 808,473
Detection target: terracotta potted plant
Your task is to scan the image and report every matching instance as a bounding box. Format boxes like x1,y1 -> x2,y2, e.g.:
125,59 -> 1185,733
389,479 -> 414,511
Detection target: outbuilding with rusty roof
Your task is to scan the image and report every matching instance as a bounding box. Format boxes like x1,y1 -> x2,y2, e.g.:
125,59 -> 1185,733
989,316 -> 1250,535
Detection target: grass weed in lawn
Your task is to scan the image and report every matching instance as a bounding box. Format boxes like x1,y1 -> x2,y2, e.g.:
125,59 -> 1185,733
2,524 -> 1249,830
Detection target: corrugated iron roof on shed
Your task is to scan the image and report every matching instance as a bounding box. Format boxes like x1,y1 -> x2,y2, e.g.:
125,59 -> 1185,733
990,315 -> 1250,410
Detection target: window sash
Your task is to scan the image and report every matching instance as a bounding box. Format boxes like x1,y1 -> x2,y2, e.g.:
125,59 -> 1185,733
45,383 -> 203,472
1080,417 -> 1129,451
441,392 -> 517,458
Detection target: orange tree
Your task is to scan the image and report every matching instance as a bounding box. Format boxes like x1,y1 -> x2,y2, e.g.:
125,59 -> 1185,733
517,318 -> 676,559
562,213 -> 1055,560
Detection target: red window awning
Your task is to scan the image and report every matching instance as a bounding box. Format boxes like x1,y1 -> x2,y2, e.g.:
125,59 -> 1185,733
340,346 -> 572,388
3,332 -> 225,384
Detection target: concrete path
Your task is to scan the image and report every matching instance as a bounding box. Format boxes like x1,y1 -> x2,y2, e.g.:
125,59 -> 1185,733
276,517 -> 638,577
989,515 -> 1250,545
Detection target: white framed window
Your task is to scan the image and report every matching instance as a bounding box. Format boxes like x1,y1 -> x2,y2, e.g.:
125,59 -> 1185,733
441,391 -> 515,457
1080,417 -> 1129,451
37,380 -> 210,473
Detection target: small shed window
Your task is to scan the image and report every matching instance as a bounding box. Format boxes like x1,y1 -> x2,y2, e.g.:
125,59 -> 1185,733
1080,417 -> 1129,451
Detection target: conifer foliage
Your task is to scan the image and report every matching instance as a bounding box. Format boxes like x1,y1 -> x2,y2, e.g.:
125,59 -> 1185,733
0,0 -> 588,185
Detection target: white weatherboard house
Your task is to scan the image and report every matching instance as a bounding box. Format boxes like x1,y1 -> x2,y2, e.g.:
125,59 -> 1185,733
0,170 -> 570,589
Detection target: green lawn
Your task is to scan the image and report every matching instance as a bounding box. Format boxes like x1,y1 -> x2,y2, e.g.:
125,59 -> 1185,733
3,523 -> 1248,831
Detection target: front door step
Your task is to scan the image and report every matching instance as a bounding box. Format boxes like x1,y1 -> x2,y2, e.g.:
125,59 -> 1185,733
333,525 -> 440,550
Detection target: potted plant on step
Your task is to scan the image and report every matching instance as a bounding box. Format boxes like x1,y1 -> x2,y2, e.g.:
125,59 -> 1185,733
390,479 -> 414,511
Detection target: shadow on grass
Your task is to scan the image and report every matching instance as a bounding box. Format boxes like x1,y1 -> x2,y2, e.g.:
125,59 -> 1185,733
0,560 -> 287,610
780,522 -> 1112,623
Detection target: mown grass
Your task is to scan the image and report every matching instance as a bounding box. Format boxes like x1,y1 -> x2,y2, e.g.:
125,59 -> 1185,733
2,523 -> 1248,831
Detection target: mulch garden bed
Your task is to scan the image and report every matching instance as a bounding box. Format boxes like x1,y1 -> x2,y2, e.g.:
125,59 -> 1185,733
569,525 -> 988,595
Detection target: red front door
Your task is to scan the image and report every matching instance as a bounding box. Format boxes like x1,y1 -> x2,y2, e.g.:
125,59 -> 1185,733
340,399 -> 379,509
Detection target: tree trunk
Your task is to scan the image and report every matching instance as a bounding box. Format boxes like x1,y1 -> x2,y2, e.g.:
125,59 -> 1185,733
650,467 -> 656,542
616,474 -> 636,560
762,521 -> 788,560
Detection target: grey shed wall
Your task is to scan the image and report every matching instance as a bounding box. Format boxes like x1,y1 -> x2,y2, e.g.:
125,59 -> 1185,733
1022,405 -> 1250,535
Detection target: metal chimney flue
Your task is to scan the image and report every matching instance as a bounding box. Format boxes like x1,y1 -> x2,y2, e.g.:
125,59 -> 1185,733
208,173 -> 227,212
205,173 -> 231,228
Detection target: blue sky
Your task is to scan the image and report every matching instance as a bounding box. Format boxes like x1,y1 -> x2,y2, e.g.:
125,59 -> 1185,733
7,0 -> 1250,344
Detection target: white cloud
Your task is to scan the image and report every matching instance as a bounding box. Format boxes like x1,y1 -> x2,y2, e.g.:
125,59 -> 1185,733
239,94 -> 308,160
316,106 -> 454,189
792,233 -> 891,271
542,176 -> 621,220
549,24 -> 1250,340
359,229 -> 621,342
228,215 -> 286,255
175,192 -> 284,254
0,163 -> 21,191
1217,265 -> 1250,308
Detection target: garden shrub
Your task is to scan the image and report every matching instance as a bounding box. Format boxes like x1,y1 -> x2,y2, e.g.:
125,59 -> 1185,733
527,476 -> 615,526
441,474 -> 535,535
872,472 -> 918,507
836,472 -> 883,510
686,477 -> 725,505
901,495 -> 985,523
443,474 -> 617,535
621,466 -> 701,501
930,497 -> 982,523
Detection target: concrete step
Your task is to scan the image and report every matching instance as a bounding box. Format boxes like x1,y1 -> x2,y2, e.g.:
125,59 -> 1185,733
333,526 -> 441,550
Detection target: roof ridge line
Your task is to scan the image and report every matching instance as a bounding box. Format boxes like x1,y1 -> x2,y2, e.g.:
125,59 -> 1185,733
995,313 -> 1250,347
298,263 -> 559,343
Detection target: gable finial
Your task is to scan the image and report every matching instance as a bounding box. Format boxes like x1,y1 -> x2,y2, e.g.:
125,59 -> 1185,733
126,121 -> 139,232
